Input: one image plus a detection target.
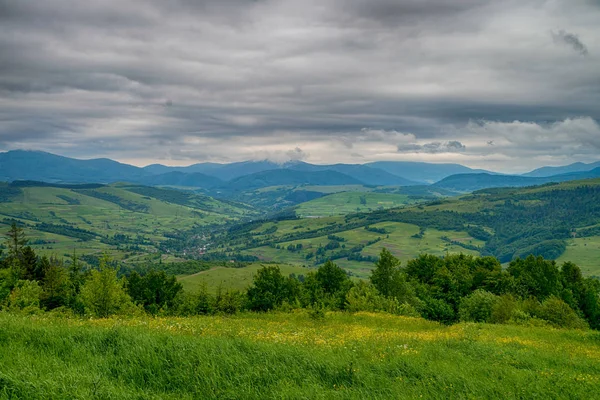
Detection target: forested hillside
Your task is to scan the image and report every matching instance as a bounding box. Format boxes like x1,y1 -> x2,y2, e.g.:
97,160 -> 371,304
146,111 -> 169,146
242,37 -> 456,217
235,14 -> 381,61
0,181 -> 253,265
196,179 -> 600,277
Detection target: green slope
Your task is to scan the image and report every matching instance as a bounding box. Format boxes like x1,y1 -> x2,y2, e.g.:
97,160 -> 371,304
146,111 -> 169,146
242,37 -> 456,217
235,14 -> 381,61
178,263 -> 312,293
295,192 -> 418,217
204,178 -> 600,277
0,182 -> 254,263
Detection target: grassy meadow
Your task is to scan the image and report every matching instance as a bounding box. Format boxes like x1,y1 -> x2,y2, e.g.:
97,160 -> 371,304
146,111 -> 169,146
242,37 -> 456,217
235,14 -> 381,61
1,312 -> 598,399
295,192 -> 415,217
178,263 -> 312,294
557,237 -> 600,277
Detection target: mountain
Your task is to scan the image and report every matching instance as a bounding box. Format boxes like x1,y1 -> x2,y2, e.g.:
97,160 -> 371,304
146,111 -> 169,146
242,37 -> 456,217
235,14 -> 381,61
285,162 -> 419,186
434,168 -> 600,192
365,161 -> 493,183
223,169 -> 363,191
523,161 -> 600,177
143,162 -> 227,176
0,150 -> 149,183
194,161 -> 281,181
140,172 -> 223,188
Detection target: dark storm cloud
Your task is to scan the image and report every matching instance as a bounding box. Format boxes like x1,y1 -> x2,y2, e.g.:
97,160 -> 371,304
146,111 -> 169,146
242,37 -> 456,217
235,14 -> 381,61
552,30 -> 589,56
0,0 -> 599,171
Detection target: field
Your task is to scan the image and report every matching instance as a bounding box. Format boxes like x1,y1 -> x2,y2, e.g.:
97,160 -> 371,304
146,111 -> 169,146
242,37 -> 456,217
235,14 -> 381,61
295,192 -> 416,217
557,237 -> 600,277
1,312 -> 598,399
178,263 -> 312,293
235,221 -> 483,278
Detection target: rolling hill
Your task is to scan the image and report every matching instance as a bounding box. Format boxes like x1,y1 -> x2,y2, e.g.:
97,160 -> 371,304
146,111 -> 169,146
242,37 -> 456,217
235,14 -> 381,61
434,168 -> 600,192
523,161 -> 600,177
366,161 -> 494,183
222,169 -> 365,191
0,181 -> 254,264
200,178 -> 600,277
0,150 -> 149,184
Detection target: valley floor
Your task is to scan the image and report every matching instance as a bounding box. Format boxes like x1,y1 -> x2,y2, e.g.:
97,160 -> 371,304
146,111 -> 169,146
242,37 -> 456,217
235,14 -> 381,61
0,312 -> 598,399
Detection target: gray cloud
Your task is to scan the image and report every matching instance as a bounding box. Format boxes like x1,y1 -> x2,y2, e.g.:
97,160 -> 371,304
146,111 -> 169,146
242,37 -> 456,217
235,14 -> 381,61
397,141 -> 466,154
285,147 -> 309,162
552,29 -> 589,56
0,0 -> 598,171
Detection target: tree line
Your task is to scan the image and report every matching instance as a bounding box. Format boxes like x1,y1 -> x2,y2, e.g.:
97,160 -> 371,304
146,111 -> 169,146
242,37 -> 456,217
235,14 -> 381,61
1,222 -> 598,330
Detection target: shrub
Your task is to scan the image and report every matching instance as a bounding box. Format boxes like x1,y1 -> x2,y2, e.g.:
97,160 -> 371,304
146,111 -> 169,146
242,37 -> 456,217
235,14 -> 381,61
214,287 -> 246,314
8,280 -> 42,313
422,297 -> 456,324
538,296 -> 588,329
345,281 -> 380,313
490,294 -> 518,324
459,290 -> 499,323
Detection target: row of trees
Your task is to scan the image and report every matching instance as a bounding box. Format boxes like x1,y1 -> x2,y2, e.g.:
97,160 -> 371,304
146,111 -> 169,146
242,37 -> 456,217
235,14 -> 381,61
1,223 -> 599,330
242,248 -> 599,329
0,223 -> 183,317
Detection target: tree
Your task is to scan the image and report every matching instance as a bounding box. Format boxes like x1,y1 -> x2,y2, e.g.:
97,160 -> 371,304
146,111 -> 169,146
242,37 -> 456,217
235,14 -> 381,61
19,246 -> 39,281
5,222 -> 27,261
370,248 -> 400,297
79,254 -> 132,317
247,265 -> 298,311
508,255 -> 561,300
126,270 -> 183,314
41,257 -> 71,310
315,260 -> 349,295
370,248 -> 418,306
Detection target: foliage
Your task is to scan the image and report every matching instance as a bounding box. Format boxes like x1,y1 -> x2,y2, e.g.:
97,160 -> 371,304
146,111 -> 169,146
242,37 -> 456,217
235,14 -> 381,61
126,270 -> 183,314
79,255 -> 133,317
459,290 -> 499,323
8,280 -> 42,313
246,265 -> 298,311
537,296 -> 589,329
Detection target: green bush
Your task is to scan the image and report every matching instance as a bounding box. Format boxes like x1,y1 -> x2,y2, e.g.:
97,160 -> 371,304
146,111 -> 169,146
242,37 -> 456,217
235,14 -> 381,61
490,294 -> 518,324
345,281 -> 381,313
8,280 -> 42,313
538,296 -> 588,329
459,290 -> 499,323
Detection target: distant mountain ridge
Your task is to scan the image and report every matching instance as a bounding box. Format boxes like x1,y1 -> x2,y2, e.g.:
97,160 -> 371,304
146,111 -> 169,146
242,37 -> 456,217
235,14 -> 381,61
2,150 -> 600,193
522,161 -> 600,178
434,168 -> 600,192
366,161 -> 495,183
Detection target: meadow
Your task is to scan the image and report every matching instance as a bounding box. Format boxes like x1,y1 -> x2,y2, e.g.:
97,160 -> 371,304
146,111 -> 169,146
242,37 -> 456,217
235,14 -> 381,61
295,192 -> 416,217
178,263 -> 312,293
1,312 -> 598,399
557,237 -> 600,277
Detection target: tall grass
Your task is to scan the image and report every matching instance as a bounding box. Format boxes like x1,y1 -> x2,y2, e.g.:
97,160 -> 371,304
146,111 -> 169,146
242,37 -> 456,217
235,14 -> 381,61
0,312 -> 598,399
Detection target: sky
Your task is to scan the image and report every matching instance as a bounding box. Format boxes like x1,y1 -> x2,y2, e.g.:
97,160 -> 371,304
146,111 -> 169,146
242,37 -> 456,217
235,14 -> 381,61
0,0 -> 599,173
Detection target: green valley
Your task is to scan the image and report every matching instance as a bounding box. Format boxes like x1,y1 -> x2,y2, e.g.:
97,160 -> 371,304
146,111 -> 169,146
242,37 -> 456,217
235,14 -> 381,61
0,181 -> 254,265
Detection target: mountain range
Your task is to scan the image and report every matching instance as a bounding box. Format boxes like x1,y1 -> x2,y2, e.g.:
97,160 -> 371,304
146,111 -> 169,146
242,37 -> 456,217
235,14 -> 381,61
1,150 -> 600,193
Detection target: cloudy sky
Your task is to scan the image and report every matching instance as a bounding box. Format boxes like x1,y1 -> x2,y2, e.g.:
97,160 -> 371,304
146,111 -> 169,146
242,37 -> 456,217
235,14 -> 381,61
1,0 -> 599,172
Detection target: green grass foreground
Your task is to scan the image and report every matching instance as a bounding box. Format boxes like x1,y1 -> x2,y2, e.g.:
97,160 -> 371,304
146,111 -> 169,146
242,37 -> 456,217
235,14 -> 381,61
1,312 -> 599,399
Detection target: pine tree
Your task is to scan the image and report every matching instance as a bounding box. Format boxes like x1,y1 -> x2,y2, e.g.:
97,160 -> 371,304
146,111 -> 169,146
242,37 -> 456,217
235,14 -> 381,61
5,222 -> 27,261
